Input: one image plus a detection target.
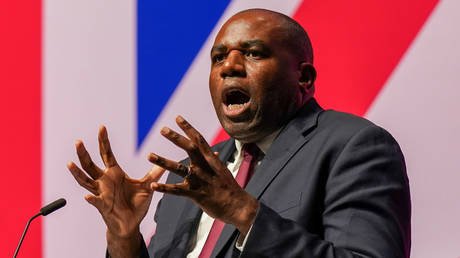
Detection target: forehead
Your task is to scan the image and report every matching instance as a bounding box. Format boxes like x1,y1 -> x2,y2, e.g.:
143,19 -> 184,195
213,13 -> 284,47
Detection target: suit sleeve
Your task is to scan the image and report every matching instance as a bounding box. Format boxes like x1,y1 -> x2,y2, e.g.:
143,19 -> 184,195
241,125 -> 411,258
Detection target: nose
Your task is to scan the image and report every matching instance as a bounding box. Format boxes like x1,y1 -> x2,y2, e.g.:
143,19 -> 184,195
220,50 -> 246,78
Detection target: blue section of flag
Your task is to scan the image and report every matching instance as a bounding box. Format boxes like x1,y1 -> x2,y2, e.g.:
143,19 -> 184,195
137,1 -> 231,149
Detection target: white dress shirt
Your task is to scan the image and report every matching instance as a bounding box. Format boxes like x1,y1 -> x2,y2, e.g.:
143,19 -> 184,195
186,131 -> 279,257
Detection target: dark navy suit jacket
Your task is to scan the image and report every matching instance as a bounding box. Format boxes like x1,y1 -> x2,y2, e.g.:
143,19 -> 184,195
139,99 -> 411,257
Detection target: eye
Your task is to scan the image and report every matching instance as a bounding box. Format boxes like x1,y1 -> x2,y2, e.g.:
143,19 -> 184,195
246,50 -> 263,59
212,54 -> 226,63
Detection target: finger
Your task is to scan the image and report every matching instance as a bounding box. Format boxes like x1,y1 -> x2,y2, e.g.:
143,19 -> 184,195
175,116 -> 225,172
142,164 -> 166,182
67,162 -> 99,195
148,153 -> 189,178
98,126 -> 118,168
151,182 -> 189,197
176,115 -> 212,153
160,127 -> 207,166
76,140 -> 104,179
140,164 -> 166,189
85,194 -> 104,211
148,154 -> 212,184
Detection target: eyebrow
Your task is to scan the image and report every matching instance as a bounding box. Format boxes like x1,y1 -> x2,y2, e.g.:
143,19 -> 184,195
240,40 -> 266,49
211,44 -> 227,55
210,40 -> 267,55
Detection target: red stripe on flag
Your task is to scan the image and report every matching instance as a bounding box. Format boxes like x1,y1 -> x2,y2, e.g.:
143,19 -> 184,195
212,0 -> 439,144
0,1 -> 42,257
293,0 -> 439,116
211,129 -> 230,145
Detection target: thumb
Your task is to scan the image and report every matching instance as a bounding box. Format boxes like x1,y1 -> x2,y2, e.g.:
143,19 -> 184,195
85,194 -> 104,211
143,165 -> 166,184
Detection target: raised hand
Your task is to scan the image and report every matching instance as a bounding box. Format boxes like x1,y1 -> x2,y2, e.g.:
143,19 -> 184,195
67,126 -> 165,257
148,116 -> 259,236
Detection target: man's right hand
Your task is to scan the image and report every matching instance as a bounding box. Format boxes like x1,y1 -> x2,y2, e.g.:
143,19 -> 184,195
67,126 -> 165,258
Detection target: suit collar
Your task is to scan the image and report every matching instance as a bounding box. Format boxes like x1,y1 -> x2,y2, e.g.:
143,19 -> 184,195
216,138 -> 236,163
247,98 -> 323,199
166,139 -> 236,257
211,98 -> 324,257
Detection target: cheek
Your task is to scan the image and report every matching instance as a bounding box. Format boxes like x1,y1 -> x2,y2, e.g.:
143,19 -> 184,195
208,71 -> 216,90
209,88 -> 221,109
259,78 -> 300,111
209,73 -> 220,103
246,63 -> 277,94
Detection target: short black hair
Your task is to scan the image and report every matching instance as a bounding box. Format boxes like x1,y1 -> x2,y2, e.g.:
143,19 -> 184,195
236,8 -> 314,64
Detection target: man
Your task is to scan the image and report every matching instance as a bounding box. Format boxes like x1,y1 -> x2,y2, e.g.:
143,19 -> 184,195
68,9 -> 411,257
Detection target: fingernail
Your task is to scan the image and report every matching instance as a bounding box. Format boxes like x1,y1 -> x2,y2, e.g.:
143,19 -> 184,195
149,153 -> 157,161
161,127 -> 170,134
176,115 -> 185,123
75,141 -> 83,153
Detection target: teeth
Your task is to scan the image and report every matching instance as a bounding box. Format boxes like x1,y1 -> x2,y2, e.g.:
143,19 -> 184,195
228,104 -> 244,110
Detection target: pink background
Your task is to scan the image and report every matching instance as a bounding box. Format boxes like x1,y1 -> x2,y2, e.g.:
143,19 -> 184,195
1,0 -> 459,257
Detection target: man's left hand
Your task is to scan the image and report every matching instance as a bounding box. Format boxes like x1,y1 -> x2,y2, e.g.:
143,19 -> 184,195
148,115 -> 258,236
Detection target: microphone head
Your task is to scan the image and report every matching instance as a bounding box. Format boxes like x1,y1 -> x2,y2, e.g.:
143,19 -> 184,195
40,198 -> 67,216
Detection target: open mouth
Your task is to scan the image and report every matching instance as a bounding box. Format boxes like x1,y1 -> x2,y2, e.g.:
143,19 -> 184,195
224,89 -> 250,109
222,88 -> 251,117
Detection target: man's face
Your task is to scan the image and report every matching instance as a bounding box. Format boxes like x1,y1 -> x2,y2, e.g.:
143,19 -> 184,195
209,13 -> 303,143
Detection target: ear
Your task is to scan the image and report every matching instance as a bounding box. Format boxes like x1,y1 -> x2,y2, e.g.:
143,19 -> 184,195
298,62 -> 316,89
297,62 -> 317,102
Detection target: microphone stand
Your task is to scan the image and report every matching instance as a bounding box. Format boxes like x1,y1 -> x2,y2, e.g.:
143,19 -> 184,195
13,212 -> 42,258
13,198 -> 66,257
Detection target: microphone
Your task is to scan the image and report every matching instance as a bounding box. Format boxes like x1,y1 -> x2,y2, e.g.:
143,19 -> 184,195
40,198 -> 67,216
14,198 -> 67,258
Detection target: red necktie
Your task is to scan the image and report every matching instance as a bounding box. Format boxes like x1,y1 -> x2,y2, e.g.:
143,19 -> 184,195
198,143 -> 261,258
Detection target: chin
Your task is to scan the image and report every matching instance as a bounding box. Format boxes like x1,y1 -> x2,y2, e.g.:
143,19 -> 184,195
221,120 -> 272,144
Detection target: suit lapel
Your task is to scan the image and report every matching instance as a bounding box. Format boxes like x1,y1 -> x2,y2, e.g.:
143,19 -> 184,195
216,138 -> 237,163
246,100 -> 323,199
211,99 -> 323,257
167,198 -> 201,257
168,139 -> 236,257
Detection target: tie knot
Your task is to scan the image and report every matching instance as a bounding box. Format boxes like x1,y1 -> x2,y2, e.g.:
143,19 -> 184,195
242,143 -> 261,159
